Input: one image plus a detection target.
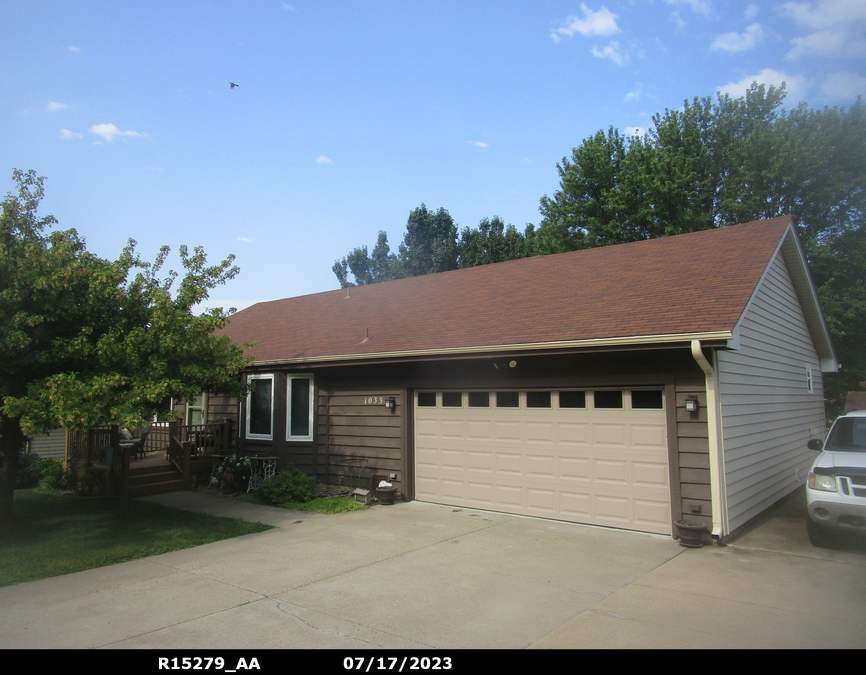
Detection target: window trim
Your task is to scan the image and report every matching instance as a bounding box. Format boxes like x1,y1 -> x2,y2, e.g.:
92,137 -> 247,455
186,392 -> 208,426
286,374 -> 315,442
246,373 -> 275,440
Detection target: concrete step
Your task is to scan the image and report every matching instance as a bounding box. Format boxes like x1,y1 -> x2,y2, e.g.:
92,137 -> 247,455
129,470 -> 183,487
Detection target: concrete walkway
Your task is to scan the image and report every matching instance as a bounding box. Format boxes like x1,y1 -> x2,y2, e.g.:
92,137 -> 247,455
0,490 -> 863,649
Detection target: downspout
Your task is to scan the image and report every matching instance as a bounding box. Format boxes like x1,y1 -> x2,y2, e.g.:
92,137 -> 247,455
690,340 -> 728,538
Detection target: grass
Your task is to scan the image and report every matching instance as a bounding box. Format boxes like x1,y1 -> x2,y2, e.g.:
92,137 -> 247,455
240,493 -> 369,514
0,489 -> 272,588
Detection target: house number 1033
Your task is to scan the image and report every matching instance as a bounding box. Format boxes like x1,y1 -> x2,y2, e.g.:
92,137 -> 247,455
364,396 -> 385,405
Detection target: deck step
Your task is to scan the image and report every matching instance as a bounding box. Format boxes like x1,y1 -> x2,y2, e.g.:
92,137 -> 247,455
128,479 -> 187,498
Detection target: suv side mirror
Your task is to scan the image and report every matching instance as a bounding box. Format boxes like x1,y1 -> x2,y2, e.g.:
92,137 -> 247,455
807,439 -> 823,451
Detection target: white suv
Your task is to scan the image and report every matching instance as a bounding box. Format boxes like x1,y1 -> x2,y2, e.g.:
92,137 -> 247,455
806,410 -> 866,547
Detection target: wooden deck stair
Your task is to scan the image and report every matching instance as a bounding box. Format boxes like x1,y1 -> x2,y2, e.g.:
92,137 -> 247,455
127,455 -> 186,497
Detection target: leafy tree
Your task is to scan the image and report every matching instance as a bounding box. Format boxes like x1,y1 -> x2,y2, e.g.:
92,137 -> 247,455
0,170 -> 252,517
457,216 -> 527,268
534,83 -> 865,412
334,206 -> 528,287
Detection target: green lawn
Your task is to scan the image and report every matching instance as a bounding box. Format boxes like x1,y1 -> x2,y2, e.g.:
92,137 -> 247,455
0,489 -> 272,588
240,493 -> 369,514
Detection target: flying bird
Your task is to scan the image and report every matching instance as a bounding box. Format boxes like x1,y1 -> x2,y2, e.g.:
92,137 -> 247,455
230,82 -> 239,89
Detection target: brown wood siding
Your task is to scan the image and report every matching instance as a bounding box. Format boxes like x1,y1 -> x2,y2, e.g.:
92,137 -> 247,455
323,388 -> 404,493
675,382 -> 711,528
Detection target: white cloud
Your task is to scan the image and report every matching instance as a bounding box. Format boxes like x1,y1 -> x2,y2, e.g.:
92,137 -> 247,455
470,141 -> 489,148
59,128 -> 82,140
745,4 -> 759,19
90,123 -> 145,142
316,155 -> 332,164
68,46 -> 80,52
778,0 -> 866,58
625,126 -> 647,137
592,41 -> 630,66
237,236 -> 254,243
822,71 -> 866,100
716,68 -> 808,102
47,101 -> 67,112
551,4 -> 620,42
281,3 -> 295,10
624,84 -> 643,101
664,0 -> 712,16
144,166 -> 164,171
711,23 -> 764,52
670,12 -> 686,30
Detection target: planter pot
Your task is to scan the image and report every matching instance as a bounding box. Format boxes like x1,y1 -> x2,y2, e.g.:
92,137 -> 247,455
675,520 -> 708,548
376,486 -> 398,505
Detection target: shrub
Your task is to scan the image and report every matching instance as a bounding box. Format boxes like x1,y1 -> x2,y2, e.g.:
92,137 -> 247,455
256,467 -> 318,505
210,454 -> 252,491
33,458 -> 67,491
0,449 -> 43,488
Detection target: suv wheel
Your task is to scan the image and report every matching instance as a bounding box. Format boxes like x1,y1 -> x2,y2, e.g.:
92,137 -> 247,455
807,519 -> 834,548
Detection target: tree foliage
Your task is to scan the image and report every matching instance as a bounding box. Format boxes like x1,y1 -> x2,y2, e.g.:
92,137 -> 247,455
534,83 -> 865,412
333,205 -> 528,287
0,170 -> 253,515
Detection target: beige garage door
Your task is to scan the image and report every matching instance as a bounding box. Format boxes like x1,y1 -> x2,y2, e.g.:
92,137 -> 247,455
414,389 -> 671,534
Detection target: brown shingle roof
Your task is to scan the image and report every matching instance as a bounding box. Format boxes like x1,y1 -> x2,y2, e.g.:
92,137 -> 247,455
221,217 -> 792,364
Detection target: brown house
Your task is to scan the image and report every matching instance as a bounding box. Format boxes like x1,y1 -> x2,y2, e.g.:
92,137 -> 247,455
211,217 -> 836,540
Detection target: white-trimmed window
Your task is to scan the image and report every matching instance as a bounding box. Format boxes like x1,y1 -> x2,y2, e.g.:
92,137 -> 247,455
186,393 -> 207,426
246,374 -> 274,440
287,375 -> 314,441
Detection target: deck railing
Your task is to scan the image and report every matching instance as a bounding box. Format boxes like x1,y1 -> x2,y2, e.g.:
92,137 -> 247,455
65,419 -> 234,495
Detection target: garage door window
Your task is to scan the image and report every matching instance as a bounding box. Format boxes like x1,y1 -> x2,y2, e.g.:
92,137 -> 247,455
631,390 -> 663,409
418,392 -> 437,407
468,392 -> 489,407
442,392 -> 463,407
496,391 -> 519,408
526,391 -> 551,408
558,391 -> 586,408
594,390 -> 623,409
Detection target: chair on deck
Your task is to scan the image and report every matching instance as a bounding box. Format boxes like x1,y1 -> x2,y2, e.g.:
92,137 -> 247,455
119,426 -> 150,461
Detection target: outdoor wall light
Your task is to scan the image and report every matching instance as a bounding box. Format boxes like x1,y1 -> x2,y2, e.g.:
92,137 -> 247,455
685,396 -> 699,413
385,397 -> 396,410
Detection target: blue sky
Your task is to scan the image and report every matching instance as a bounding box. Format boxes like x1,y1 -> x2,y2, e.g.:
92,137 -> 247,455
3,0 -> 864,311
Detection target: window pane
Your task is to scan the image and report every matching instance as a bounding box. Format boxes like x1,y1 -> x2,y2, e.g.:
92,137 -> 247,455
418,392 -> 436,407
468,392 -> 489,407
594,390 -> 623,409
442,392 -> 462,407
249,379 -> 272,435
526,391 -> 551,408
558,391 -> 586,408
496,391 -> 519,408
632,390 -> 663,409
290,378 -> 311,437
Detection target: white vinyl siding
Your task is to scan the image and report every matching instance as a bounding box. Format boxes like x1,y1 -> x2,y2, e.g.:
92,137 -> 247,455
718,252 -> 825,532
28,428 -> 67,460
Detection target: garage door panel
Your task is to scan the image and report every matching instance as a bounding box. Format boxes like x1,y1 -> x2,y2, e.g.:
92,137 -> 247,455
593,424 -> 627,446
494,421 -> 522,442
495,452 -> 523,475
415,389 -> 671,535
525,454 -> 556,478
467,450 -> 494,473
593,459 -> 629,484
632,461 -> 669,487
557,422 -> 589,445
559,457 -> 591,480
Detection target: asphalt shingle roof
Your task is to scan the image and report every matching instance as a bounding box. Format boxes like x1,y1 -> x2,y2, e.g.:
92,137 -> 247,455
221,217 -> 792,363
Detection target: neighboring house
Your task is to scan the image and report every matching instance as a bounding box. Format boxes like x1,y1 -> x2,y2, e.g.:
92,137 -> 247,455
28,429 -> 67,460
219,217 -> 836,540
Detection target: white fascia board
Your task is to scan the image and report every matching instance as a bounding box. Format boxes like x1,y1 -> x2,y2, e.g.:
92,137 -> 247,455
249,330 -> 734,367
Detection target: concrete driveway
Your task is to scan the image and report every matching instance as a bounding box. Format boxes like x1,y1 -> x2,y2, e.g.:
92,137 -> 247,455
0,489 -> 864,649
